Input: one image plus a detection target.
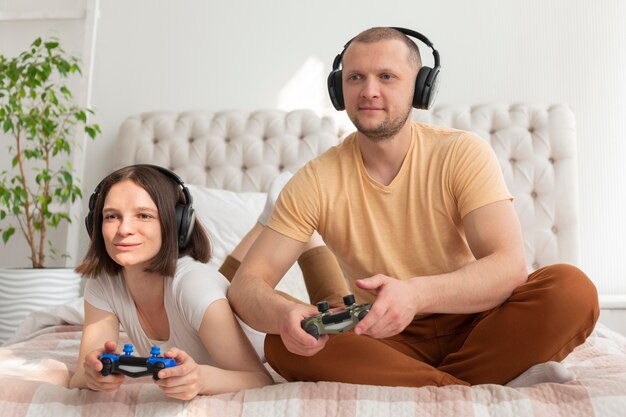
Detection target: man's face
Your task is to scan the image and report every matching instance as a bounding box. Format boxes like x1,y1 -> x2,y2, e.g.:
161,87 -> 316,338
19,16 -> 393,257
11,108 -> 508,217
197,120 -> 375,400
341,39 -> 417,141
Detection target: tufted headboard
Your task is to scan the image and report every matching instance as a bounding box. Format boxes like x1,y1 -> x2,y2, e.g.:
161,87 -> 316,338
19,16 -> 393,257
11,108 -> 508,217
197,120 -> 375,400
115,103 -> 579,272
116,109 -> 346,193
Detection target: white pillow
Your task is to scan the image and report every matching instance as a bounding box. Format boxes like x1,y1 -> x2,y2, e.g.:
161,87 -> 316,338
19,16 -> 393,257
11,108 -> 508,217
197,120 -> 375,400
187,184 -> 309,303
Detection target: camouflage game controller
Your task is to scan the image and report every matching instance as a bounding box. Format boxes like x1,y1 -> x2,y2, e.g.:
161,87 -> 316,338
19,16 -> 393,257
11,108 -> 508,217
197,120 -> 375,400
99,344 -> 177,380
301,294 -> 371,339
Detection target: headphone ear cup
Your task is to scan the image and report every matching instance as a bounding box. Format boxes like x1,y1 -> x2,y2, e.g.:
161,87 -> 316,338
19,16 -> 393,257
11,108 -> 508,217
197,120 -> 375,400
184,207 -> 195,248
85,212 -> 93,238
414,66 -> 432,109
327,69 -> 345,111
175,203 -> 195,250
413,65 -> 440,110
424,66 -> 440,110
175,204 -> 184,250
85,189 -> 99,238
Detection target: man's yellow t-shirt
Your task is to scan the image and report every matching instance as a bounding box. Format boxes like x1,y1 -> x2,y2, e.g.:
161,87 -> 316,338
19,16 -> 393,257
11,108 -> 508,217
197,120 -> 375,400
268,122 -> 512,304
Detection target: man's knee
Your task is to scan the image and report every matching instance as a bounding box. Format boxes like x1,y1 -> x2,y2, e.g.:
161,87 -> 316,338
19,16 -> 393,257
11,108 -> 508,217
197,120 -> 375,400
527,263 -> 599,325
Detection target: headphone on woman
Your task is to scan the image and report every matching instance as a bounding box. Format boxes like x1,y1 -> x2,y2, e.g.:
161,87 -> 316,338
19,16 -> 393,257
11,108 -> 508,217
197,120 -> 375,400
327,27 -> 441,111
84,164 -> 195,250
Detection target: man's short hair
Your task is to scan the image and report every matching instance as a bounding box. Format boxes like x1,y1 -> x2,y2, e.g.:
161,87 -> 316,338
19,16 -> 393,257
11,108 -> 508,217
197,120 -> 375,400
348,27 -> 422,68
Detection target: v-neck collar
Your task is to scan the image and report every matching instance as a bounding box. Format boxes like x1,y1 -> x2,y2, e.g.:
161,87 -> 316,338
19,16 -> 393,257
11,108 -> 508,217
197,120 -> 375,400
354,124 -> 415,192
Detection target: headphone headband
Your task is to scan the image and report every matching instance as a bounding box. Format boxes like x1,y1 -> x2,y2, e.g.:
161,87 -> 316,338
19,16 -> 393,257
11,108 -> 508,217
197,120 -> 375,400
139,164 -> 193,206
331,27 -> 440,71
390,27 -> 440,70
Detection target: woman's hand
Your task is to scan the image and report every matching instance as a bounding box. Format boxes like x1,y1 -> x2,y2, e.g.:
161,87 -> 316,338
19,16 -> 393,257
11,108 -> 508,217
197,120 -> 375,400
154,347 -> 204,400
82,340 -> 125,392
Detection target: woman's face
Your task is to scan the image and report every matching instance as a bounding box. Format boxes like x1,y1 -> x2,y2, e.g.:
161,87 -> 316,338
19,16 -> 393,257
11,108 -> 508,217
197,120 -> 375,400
101,179 -> 162,272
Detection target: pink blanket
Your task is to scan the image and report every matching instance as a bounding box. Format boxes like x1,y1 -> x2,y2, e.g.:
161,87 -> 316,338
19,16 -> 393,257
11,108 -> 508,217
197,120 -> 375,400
1,322 -> 625,417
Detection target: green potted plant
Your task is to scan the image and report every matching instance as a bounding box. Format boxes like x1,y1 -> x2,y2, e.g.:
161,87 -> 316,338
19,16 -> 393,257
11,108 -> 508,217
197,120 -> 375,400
0,37 -> 100,343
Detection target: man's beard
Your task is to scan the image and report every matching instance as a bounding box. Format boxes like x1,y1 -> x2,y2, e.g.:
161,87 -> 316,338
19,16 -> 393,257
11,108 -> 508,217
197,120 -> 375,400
351,106 -> 412,142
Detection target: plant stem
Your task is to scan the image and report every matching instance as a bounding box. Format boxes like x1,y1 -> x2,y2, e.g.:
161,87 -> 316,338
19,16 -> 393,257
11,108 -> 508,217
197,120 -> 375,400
15,129 -> 38,267
38,142 -> 51,268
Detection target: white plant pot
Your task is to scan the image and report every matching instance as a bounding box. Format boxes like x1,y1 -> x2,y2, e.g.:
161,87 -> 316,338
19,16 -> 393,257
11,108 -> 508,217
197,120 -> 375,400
0,268 -> 82,345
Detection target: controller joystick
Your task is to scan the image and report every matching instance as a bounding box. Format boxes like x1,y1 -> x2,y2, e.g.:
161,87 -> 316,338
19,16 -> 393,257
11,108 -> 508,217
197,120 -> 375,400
317,301 -> 329,313
343,294 -> 355,306
122,343 -> 134,357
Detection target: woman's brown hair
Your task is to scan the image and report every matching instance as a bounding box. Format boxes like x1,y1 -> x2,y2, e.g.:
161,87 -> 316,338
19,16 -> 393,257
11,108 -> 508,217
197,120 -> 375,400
76,165 -> 211,278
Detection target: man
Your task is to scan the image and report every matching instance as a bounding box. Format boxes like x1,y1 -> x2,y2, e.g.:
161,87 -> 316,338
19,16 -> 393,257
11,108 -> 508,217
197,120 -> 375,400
227,27 -> 599,387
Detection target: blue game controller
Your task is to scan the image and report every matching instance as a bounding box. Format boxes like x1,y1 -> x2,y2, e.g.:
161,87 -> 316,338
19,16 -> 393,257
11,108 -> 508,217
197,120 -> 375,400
99,344 -> 177,380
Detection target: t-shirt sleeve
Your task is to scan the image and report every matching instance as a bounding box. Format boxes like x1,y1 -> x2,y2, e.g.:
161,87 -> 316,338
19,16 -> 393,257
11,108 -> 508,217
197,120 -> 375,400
450,132 -> 513,218
172,263 -> 229,331
83,277 -> 115,313
267,163 -> 320,243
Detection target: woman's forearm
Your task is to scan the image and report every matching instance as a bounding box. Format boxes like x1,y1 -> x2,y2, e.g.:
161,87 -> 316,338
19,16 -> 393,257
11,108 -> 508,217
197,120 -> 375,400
199,365 -> 273,395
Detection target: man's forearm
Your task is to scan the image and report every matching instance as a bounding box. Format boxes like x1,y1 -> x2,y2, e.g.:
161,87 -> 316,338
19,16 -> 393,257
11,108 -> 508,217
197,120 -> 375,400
412,250 -> 527,314
228,271 -> 295,334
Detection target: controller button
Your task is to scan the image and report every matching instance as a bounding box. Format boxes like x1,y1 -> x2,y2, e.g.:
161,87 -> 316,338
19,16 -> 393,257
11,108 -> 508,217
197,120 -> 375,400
316,301 -> 329,313
343,294 -> 355,306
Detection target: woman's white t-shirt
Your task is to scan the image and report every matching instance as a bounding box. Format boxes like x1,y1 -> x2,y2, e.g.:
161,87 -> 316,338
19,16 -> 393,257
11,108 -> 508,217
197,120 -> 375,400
84,256 -> 265,364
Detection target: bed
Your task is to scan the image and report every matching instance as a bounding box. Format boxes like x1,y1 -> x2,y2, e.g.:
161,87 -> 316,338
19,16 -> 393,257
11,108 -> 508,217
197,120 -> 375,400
1,103 -> 625,416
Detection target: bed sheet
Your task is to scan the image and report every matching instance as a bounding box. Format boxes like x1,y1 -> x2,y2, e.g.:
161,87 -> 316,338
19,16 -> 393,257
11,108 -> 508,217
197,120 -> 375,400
1,305 -> 625,417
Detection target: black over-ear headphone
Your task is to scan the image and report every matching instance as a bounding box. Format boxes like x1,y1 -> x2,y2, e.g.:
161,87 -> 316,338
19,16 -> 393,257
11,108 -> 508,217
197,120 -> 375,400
327,27 -> 441,111
85,164 -> 195,250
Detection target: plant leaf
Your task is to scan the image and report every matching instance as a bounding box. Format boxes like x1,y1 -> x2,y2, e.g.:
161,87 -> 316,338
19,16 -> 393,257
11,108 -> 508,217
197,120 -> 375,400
2,227 -> 15,244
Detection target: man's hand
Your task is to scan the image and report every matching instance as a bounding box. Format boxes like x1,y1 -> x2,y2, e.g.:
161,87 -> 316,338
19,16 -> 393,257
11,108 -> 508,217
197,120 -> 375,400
280,303 -> 330,356
354,274 -> 418,339
82,340 -> 125,392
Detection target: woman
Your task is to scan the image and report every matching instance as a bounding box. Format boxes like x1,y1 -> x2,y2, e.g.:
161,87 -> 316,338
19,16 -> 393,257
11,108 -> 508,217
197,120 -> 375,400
69,165 -> 273,399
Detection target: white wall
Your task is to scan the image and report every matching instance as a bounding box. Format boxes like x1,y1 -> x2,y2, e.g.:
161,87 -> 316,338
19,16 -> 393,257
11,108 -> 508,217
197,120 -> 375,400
1,0 -> 625,300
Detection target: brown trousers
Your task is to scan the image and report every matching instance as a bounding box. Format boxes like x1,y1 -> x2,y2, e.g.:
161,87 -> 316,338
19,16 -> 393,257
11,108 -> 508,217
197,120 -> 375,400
221,251 -> 600,387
